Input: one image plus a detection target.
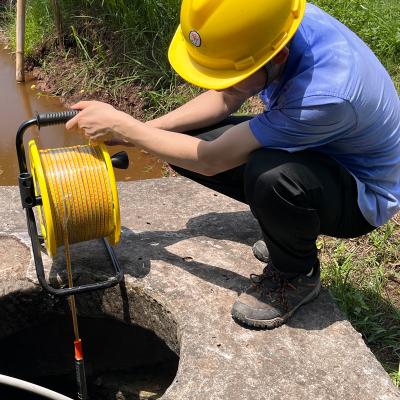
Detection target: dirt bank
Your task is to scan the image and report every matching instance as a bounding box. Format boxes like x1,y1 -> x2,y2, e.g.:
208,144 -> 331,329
31,58 -> 147,119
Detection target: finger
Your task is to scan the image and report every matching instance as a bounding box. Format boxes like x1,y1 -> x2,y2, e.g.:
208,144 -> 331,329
65,113 -> 80,130
70,100 -> 93,110
90,133 -> 107,141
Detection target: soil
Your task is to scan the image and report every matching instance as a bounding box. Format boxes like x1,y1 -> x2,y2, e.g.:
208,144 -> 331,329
31,59 -> 148,120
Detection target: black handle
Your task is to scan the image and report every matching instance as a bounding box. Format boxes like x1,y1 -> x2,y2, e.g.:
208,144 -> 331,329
36,110 -> 79,128
16,110 -> 80,172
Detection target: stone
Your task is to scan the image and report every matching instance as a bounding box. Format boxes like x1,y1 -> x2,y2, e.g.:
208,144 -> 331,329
0,178 -> 399,400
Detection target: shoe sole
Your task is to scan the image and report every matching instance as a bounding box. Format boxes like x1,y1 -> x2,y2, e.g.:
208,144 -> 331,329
231,281 -> 321,329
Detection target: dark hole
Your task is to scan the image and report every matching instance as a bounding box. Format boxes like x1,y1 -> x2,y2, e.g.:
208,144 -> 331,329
25,196 -> 33,205
0,315 -> 179,399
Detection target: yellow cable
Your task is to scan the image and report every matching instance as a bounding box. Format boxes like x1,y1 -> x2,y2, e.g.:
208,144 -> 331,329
30,143 -> 119,255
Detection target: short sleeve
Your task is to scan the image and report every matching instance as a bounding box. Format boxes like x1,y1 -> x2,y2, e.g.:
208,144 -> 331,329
249,96 -> 357,152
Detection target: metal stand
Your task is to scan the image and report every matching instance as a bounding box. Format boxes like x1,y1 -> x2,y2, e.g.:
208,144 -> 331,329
16,111 -> 125,296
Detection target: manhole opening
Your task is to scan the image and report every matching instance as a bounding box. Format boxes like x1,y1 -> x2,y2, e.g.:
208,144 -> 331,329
0,314 -> 179,399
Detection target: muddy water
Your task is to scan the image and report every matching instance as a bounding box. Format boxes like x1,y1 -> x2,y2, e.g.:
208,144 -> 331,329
0,44 -> 163,186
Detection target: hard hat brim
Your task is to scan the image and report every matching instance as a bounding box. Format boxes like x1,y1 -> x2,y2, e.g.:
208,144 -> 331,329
168,26 -> 283,90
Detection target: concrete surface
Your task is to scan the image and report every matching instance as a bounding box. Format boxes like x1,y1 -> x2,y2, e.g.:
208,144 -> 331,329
0,178 -> 399,400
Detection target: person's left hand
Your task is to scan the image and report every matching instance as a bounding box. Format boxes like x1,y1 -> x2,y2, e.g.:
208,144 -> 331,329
65,100 -> 132,143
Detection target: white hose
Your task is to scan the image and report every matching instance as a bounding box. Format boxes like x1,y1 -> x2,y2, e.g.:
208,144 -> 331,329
0,374 -> 74,400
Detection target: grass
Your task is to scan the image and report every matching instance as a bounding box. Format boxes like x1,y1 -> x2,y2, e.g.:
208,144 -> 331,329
1,0 -> 184,117
0,0 -> 399,387
1,0 -> 53,57
1,0 -> 399,110
319,215 -> 400,385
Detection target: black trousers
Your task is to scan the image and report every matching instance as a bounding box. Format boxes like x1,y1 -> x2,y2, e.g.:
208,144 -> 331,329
171,116 -> 375,274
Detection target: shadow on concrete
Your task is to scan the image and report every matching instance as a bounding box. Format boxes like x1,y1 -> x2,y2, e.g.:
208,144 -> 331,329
119,212 -> 349,332
117,210 -> 261,294
286,288 -> 345,331
45,210 -> 347,331
47,210 -> 259,293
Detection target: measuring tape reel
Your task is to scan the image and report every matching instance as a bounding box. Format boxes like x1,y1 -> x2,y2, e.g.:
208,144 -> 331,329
16,111 -> 128,296
29,141 -> 121,258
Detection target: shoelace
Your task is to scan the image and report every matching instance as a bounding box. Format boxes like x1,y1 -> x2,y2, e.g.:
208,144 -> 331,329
250,263 -> 297,310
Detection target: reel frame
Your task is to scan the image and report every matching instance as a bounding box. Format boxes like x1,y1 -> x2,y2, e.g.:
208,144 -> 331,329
16,111 -> 125,297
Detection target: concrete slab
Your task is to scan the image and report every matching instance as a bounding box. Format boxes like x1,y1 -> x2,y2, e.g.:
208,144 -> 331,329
0,178 -> 399,400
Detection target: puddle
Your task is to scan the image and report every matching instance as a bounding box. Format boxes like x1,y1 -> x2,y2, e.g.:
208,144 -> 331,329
0,44 -> 164,186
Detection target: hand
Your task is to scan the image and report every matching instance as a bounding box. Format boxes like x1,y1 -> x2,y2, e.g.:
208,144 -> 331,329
65,100 -> 132,143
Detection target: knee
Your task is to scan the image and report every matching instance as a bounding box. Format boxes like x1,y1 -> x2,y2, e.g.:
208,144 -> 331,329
244,166 -> 281,209
244,149 -> 314,209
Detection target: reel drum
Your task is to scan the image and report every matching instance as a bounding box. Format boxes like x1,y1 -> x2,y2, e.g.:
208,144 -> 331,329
28,141 -> 121,257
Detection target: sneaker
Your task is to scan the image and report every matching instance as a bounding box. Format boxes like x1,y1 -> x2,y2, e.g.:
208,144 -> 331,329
252,240 -> 269,263
231,262 -> 321,329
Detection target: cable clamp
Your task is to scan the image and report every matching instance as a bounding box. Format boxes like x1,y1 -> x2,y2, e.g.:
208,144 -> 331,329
18,173 -> 42,208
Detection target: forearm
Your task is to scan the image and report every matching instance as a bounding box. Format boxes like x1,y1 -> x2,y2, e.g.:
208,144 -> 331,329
65,100 -> 260,176
117,114 -> 260,176
146,89 -> 246,132
120,114 -> 210,173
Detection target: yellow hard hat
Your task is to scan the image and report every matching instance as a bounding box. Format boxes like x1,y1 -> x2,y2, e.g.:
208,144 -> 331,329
168,0 -> 306,90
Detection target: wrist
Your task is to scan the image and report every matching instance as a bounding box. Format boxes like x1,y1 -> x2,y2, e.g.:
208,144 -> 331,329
115,111 -> 140,139
145,116 -> 171,131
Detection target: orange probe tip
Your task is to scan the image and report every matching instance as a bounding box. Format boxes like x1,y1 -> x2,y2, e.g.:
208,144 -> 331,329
74,339 -> 84,360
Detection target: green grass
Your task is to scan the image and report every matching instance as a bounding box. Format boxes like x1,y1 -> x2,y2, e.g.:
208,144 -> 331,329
319,215 -> 400,385
55,0 -> 180,89
1,0 -> 54,57
1,0 -> 399,108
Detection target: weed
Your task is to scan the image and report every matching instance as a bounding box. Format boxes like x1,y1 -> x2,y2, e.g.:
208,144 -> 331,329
320,216 -> 400,386
1,0 -> 54,56
1,0 -> 398,113
391,367 -> 400,388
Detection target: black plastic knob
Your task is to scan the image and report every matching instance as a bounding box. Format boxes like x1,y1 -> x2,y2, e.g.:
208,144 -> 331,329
111,151 -> 129,169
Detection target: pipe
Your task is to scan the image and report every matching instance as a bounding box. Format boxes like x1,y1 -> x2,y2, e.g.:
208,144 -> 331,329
0,374 -> 74,400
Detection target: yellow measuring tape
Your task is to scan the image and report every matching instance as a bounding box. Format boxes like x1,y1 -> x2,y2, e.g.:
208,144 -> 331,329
28,140 -> 121,257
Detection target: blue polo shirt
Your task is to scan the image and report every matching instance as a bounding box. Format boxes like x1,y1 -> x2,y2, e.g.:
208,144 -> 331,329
249,3 -> 400,227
